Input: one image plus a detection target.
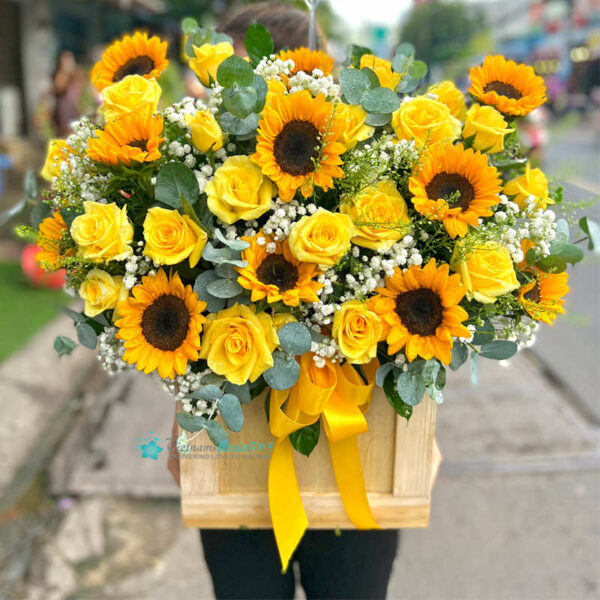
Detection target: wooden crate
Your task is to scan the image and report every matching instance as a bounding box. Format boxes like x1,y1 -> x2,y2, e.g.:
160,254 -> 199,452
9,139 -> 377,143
180,388 -> 436,529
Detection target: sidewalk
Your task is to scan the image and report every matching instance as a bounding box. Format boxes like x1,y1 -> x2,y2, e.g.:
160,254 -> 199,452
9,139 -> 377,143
1,347 -> 595,600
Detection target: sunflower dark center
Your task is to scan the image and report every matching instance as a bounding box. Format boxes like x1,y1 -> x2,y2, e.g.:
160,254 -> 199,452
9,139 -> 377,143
483,81 -> 522,100
141,294 -> 190,351
395,288 -> 444,337
128,139 -> 148,152
524,282 -> 541,303
113,55 -> 155,82
425,172 -> 475,211
273,120 -> 320,176
256,254 -> 299,291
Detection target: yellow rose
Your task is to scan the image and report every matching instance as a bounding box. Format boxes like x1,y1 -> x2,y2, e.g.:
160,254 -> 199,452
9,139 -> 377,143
288,209 -> 355,266
79,269 -> 128,317
340,179 -> 410,251
101,75 -> 161,122
40,140 -> 72,181
143,206 -> 207,268
205,156 -> 274,224
391,96 -> 461,148
503,164 -> 552,210
189,42 -> 234,86
199,304 -> 279,385
186,109 -> 223,153
332,300 -> 383,364
70,201 -> 134,262
427,81 -> 467,121
337,103 -> 374,150
463,104 -> 514,154
359,54 -> 401,90
452,242 -> 519,304
272,313 -> 297,330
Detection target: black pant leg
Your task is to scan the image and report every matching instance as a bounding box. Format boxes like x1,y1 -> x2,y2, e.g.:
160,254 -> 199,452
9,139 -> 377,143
200,529 -> 296,600
297,529 -> 399,600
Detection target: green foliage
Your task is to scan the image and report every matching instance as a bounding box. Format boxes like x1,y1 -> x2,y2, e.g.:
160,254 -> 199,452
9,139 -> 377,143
579,217 -> 600,253
450,342 -> 469,371
155,163 -> 199,209
217,394 -> 244,432
244,23 -> 274,67
222,87 -> 259,119
30,203 -> 51,229
382,371 -> 413,421
361,87 -> 400,114
54,335 -> 77,357
263,351 -> 300,390
276,322 -> 312,356
220,112 -> 260,136
479,340 -> 518,360
289,421 -> 321,456
217,56 -> 255,88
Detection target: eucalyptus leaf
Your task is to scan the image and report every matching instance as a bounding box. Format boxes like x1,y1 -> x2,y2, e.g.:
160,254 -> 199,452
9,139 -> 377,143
207,278 -> 244,298
188,384 -> 223,401
202,242 -> 246,266
375,362 -> 396,387
215,262 -> 237,279
421,359 -> 441,386
339,68 -> 369,105
536,254 -> 567,274
193,270 -> 227,313
176,412 -> 208,433
54,335 -> 76,357
59,206 -> 83,228
350,44 -> 373,68
263,353 -> 300,390
224,382 -> 251,404
76,323 -> 97,350
220,112 -> 259,136
557,243 -> 584,264
382,372 -> 413,421
217,55 -> 255,88
252,74 -> 269,113
360,67 -> 380,89
218,393 -> 244,432
395,42 -> 415,58
471,319 -> 494,346
479,340 -> 518,360
289,421 -> 320,457
201,372 -> 225,385
396,371 -> 425,407
155,163 -> 199,209
205,420 -> 229,447
222,86 -> 258,119
277,322 -> 312,356
579,217 -> 600,253
181,17 -> 198,35
408,60 -> 428,79
213,228 -> 250,251
450,342 -> 469,371
361,87 -> 400,114
63,307 -> 86,324
364,112 -> 392,126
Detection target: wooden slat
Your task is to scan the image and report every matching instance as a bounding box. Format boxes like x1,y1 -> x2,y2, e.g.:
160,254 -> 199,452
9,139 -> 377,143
393,395 -> 437,497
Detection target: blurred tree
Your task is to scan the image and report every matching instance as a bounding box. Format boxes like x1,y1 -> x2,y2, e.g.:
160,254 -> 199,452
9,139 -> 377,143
399,2 -> 487,68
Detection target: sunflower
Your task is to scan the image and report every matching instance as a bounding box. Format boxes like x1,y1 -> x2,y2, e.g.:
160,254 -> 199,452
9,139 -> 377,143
36,211 -> 74,270
86,112 -> 164,166
236,234 -> 322,306
278,47 -> 334,77
409,143 -> 502,239
368,259 -> 470,365
115,269 -> 206,379
469,55 -> 546,117
91,32 -> 168,92
518,269 -> 569,325
252,90 -> 346,201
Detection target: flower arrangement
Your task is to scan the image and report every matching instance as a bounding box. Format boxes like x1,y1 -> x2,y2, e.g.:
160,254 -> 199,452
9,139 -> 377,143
28,20 -> 599,569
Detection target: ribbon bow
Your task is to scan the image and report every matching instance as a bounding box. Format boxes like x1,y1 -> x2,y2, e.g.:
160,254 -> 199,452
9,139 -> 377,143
268,354 -> 379,571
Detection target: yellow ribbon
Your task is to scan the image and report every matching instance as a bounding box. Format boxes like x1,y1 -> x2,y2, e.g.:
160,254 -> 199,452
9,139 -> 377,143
268,355 -> 379,572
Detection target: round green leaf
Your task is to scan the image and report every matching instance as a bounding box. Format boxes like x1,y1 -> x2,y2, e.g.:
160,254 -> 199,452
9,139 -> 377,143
535,255 -> 567,274
277,322 -> 312,356
155,163 -> 199,209
395,42 -> 415,58
408,60 -> 428,80
220,112 -> 259,136
263,354 -> 300,390
205,420 -> 229,448
361,87 -> 400,114
339,67 -> 369,105
188,385 -> 223,401
222,86 -> 258,119
382,372 -> 413,421
76,323 -> 97,350
54,335 -> 76,357
479,340 -> 518,360
206,278 -> 244,299
360,67 -> 380,89
217,55 -> 254,88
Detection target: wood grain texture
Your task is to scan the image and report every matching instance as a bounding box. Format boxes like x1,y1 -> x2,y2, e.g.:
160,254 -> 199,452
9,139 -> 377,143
179,387 -> 437,528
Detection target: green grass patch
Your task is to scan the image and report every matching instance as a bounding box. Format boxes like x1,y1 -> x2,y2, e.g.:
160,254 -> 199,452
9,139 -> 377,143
0,261 -> 69,361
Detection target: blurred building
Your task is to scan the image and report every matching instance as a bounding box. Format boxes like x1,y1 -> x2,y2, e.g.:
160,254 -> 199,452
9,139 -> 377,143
0,0 -> 174,140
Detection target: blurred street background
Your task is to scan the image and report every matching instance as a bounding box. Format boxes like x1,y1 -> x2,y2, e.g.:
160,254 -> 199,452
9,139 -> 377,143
0,1 -> 599,599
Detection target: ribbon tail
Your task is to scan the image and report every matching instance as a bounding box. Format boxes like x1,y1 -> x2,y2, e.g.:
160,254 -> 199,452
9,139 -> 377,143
329,436 -> 379,529
268,436 -> 308,573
